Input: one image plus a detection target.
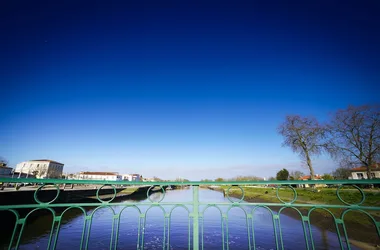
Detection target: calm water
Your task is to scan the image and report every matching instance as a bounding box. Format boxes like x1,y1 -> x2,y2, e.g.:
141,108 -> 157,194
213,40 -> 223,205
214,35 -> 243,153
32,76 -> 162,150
2,188 -> 357,250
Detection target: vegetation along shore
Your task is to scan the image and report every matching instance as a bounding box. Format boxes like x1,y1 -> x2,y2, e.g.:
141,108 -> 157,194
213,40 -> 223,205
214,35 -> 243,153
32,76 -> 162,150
206,186 -> 380,249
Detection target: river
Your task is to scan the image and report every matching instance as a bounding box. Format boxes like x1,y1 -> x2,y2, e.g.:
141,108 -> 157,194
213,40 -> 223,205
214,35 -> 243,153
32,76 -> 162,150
1,187 -> 358,250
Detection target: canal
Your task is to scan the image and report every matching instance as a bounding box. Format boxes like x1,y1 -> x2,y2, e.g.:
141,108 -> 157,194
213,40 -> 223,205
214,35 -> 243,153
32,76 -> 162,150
1,187 -> 359,250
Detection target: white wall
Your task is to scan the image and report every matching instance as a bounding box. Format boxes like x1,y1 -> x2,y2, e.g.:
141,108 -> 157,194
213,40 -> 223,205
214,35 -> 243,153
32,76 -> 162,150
79,174 -> 122,181
15,161 -> 64,178
121,174 -> 141,181
351,171 -> 380,179
122,175 -> 132,181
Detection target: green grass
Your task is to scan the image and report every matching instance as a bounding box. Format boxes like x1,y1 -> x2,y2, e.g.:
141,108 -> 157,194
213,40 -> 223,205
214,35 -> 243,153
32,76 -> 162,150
219,186 -> 380,227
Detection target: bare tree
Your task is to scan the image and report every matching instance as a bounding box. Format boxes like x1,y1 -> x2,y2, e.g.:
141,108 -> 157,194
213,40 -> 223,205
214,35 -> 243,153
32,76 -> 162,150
289,171 -> 304,180
31,165 -> 48,179
0,156 -> 8,167
327,105 -> 380,179
278,115 -> 326,179
332,167 -> 352,179
231,175 -> 264,181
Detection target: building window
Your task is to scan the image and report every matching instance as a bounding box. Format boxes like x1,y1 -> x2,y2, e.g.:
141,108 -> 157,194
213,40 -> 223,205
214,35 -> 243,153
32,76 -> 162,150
370,173 -> 376,178
357,173 -> 364,179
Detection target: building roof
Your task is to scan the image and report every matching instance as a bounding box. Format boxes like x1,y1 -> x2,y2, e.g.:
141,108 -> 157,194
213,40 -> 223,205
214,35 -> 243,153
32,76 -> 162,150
80,171 -> 119,176
351,164 -> 380,172
299,175 -> 323,180
30,159 -> 64,165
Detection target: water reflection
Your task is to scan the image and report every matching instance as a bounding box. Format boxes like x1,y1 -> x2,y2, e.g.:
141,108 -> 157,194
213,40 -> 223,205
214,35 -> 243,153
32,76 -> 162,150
251,207 -> 277,250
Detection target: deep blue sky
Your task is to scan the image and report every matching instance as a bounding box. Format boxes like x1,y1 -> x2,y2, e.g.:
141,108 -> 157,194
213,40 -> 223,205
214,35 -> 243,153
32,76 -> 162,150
1,1 -> 379,180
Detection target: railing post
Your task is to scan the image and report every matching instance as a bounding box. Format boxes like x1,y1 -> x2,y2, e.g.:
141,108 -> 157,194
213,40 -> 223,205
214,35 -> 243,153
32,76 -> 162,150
193,185 -> 199,250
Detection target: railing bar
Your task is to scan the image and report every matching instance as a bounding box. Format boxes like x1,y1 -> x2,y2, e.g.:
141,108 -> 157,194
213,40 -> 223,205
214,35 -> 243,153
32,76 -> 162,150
301,219 -> 310,250
51,217 -> 63,250
167,215 -> 171,250
167,216 -> 171,250
193,186 -> 199,250
113,212 -> 121,250
200,215 -> 205,250
137,215 -> 143,250
47,219 -> 59,250
188,216 -> 191,250
15,221 -> 26,250
2,180 -> 380,250
79,214 -> 88,250
109,215 -> 116,250
226,216 -> 230,250
272,215 -> 280,250
246,215 -> 251,250
221,214 -> 225,250
251,210 -> 256,250
333,220 -> 345,250
141,214 -> 147,250
163,215 -> 166,250
276,215 -> 285,250
2,203 -> 380,210
84,216 -> 92,250
306,219 -> 316,250
341,220 -> 352,250
8,220 -> 19,250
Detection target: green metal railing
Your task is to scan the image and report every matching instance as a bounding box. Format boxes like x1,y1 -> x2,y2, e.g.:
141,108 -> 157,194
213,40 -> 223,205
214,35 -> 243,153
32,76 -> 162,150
0,178 -> 379,250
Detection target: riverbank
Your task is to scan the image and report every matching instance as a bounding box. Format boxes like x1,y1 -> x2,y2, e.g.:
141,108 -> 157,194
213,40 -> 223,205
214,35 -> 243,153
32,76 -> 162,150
206,186 -> 380,249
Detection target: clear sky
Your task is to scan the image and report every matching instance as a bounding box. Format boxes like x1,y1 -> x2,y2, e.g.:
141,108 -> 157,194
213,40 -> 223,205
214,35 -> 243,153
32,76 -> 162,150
1,1 -> 379,180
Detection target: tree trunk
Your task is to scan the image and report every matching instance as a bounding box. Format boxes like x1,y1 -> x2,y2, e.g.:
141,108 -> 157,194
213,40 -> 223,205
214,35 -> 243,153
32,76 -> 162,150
306,152 -> 315,180
366,159 -> 373,180
366,164 -> 374,188
367,167 -> 372,180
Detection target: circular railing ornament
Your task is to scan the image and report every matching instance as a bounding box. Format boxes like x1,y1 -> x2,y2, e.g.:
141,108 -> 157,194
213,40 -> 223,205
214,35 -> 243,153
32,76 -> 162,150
226,185 -> 245,203
34,184 -> 60,204
276,185 -> 297,204
146,185 -> 166,203
336,185 -> 365,206
96,184 -> 117,203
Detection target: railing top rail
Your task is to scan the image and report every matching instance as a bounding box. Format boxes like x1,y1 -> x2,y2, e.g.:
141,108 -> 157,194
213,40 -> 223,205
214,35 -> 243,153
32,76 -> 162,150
0,178 -> 379,185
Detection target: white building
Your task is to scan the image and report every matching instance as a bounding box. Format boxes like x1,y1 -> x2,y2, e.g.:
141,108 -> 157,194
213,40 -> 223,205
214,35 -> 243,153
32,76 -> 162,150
350,165 -> 380,179
121,174 -> 141,181
15,159 -> 64,179
78,172 -> 122,181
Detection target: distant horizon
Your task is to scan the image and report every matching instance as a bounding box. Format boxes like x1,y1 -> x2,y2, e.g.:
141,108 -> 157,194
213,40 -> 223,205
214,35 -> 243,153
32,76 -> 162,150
1,1 -> 379,180
4,151 -> 338,181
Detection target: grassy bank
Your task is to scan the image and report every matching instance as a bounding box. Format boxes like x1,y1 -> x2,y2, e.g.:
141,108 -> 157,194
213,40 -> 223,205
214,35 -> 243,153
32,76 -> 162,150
210,186 -> 380,248
120,186 -> 139,194
224,186 -> 380,221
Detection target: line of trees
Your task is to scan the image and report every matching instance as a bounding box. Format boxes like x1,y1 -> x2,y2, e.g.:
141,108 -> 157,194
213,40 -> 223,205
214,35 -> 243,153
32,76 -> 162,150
202,176 -> 264,182
274,168 -> 334,181
278,105 -> 379,179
